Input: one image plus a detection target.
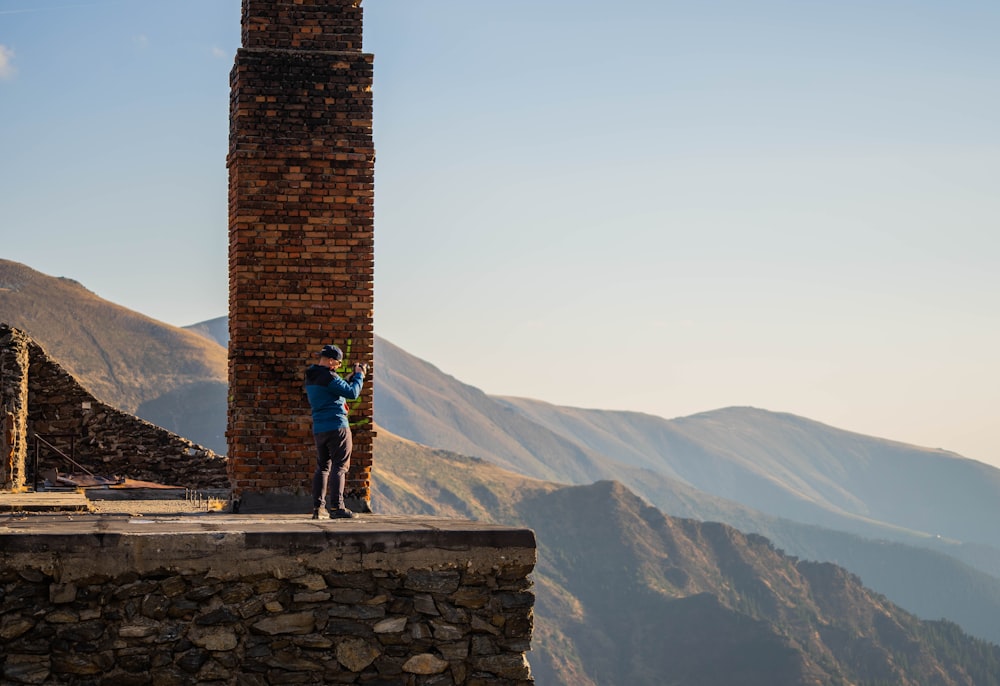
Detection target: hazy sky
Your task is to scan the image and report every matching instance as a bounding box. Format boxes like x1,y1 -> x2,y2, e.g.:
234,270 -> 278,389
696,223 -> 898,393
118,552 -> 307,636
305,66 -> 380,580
2,0 -> 998,466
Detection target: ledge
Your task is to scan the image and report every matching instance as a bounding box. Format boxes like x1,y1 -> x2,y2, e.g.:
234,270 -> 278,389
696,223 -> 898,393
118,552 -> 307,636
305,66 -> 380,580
0,514 -> 537,582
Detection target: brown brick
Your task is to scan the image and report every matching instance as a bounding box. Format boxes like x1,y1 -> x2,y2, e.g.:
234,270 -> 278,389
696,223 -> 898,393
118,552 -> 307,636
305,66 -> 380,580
228,0 -> 375,509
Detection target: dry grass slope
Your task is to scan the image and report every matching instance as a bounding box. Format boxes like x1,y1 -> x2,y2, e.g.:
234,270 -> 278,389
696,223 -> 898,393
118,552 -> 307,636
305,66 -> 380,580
0,259 -> 226,412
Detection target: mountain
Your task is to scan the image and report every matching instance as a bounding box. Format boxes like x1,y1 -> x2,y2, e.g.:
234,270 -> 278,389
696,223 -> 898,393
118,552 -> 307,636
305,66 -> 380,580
376,337 -> 1000,562
375,430 -> 1000,685
375,337 -> 1000,643
0,260 -> 229,453
9,262 -> 1000,657
183,315 -> 228,348
45,297 -> 999,570
374,336 -> 619,484
380,332 -> 1000,550
0,260 -> 226,412
498,398 -> 1000,549
371,430 -> 560,521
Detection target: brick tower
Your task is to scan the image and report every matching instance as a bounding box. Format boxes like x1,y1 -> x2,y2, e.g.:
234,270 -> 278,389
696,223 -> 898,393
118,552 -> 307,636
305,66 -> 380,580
227,0 -> 375,513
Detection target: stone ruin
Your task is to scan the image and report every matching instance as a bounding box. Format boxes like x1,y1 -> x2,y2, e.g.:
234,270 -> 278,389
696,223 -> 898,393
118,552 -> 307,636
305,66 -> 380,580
0,324 -> 227,492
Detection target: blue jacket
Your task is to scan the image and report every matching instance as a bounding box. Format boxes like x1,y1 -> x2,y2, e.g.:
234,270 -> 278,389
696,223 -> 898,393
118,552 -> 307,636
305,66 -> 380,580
304,364 -> 364,433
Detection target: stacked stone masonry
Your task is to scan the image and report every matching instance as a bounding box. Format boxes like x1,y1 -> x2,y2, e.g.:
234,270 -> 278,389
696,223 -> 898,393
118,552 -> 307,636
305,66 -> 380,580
0,326 -> 30,491
0,520 -> 536,685
0,324 -> 228,491
228,0 -> 375,509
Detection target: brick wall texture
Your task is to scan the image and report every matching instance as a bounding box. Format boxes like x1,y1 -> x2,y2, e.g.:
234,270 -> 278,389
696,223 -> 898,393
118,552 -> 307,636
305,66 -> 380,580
227,0 -> 375,507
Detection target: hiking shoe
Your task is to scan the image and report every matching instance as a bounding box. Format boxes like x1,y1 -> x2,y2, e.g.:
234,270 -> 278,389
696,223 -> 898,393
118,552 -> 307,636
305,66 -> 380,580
328,507 -> 355,519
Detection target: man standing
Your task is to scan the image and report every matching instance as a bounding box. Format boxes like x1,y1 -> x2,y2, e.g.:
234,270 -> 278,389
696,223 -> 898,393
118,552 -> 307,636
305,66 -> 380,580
305,344 -> 367,519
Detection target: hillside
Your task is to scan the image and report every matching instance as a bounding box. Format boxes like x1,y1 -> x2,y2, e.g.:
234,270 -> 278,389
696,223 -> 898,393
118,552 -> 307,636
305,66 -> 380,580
171,322 -> 1000,565
374,335 -> 616,483
183,316 -> 228,348
380,331 -> 1000,550
0,260 -> 228,452
374,338 -> 1000,643
500,397 -> 1000,549
375,336 -> 1000,566
375,430 -> 1000,685
9,269 -> 1000,653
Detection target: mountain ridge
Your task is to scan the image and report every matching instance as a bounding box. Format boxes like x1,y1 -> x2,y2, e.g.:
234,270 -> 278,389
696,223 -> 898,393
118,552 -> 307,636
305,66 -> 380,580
376,430 -> 1000,685
0,259 -> 226,420
7,259 -> 1000,656
494,395 -> 1000,547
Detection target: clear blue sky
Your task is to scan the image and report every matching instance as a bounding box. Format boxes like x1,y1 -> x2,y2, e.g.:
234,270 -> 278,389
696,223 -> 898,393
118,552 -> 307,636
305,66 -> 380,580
2,0 -> 998,465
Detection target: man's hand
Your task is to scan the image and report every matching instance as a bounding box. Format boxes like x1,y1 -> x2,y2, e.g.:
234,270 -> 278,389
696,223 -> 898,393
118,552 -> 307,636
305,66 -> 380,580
353,362 -> 368,376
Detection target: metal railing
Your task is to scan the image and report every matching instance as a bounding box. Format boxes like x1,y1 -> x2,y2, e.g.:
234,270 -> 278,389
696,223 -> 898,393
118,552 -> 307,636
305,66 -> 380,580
31,433 -> 85,491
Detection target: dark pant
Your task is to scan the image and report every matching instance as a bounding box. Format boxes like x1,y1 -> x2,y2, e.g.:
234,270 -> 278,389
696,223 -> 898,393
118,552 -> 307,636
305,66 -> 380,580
311,428 -> 352,510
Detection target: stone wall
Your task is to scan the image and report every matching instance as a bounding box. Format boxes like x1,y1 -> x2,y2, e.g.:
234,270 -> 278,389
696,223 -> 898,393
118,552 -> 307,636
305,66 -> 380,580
227,0 -> 375,512
0,517 -> 536,685
0,324 -> 228,491
0,326 -> 29,491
